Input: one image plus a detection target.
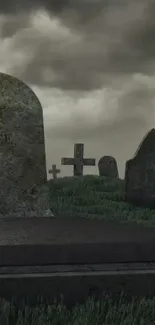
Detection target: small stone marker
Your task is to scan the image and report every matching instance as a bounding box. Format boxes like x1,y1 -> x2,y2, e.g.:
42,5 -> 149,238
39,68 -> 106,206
61,143 -> 96,176
0,72 -> 52,217
98,156 -> 119,178
125,128 -> 155,208
49,164 -> 60,180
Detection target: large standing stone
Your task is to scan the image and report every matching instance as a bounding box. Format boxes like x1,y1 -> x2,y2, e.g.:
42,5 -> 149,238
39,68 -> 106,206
0,72 -> 52,217
125,128 -> 155,208
98,156 -> 119,178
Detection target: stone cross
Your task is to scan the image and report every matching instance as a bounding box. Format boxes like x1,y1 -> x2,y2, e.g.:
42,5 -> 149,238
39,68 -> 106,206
61,143 -> 95,176
49,164 -> 60,180
0,72 -> 52,217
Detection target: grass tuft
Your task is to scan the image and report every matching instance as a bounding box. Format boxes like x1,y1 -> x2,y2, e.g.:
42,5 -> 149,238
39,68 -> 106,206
48,175 -> 155,227
1,296 -> 155,325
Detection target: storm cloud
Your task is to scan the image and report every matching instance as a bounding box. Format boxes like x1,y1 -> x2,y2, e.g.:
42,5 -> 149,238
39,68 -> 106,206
0,0 -> 155,177
1,0 -> 155,90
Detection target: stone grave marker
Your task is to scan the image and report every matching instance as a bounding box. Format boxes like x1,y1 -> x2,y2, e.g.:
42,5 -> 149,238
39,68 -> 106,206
98,156 -> 119,178
61,143 -> 96,176
49,164 -> 61,180
0,72 -> 52,217
125,128 -> 155,208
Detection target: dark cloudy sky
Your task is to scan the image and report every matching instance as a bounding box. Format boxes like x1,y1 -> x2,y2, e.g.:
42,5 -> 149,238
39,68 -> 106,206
0,0 -> 155,178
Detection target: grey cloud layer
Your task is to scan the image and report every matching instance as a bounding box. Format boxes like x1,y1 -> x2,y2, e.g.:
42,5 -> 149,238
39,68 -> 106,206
0,0 -> 155,170
0,0 -> 115,14
0,0 -> 155,91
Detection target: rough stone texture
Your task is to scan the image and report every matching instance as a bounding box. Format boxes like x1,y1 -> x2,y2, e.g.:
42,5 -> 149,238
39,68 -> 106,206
0,72 -> 52,217
98,156 -> 119,178
125,128 -> 155,208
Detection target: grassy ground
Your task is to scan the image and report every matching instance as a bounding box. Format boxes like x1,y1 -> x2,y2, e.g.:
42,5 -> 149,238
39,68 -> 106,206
1,295 -> 155,325
49,175 -> 155,227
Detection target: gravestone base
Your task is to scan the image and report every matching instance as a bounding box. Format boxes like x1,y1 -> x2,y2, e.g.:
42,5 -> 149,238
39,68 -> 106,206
124,192 -> 155,210
0,183 -> 54,218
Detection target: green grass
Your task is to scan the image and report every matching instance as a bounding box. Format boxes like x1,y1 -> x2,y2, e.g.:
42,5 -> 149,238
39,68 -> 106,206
48,175 -> 155,227
1,295 -> 155,325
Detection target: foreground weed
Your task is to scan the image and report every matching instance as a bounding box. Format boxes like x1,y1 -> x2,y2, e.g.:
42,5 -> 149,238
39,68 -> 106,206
1,296 -> 155,325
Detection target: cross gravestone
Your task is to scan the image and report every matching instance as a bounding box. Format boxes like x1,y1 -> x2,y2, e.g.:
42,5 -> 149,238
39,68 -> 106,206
49,164 -> 60,180
61,143 -> 96,176
0,72 -> 52,217
125,128 -> 155,208
98,156 -> 119,178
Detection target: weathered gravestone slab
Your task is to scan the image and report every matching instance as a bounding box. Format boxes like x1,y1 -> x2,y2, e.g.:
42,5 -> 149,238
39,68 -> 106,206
125,128 -> 155,208
0,72 -> 52,217
98,156 -> 119,178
